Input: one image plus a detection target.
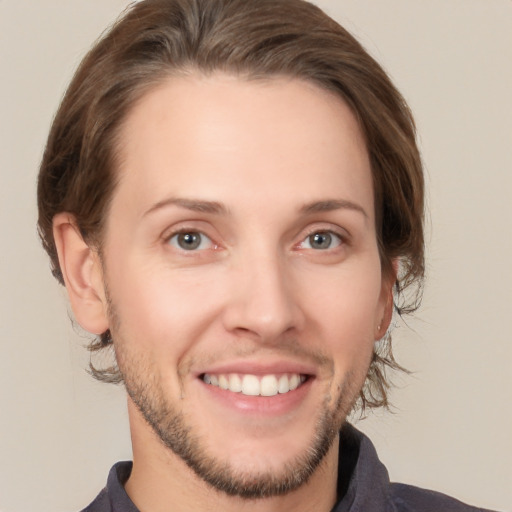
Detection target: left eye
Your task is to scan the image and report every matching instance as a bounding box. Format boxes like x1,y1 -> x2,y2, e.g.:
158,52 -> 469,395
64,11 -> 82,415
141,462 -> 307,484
168,231 -> 214,251
301,231 -> 342,250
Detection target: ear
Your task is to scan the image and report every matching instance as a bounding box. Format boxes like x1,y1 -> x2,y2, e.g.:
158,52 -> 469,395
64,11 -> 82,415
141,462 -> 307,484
375,258 -> 398,340
53,213 -> 109,335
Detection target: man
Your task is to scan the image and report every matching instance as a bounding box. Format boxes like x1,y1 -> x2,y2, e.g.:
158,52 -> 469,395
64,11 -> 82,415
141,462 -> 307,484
36,0 -> 498,511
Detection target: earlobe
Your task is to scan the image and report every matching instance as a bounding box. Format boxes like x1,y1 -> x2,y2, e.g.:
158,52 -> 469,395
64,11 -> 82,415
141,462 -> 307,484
376,291 -> 394,339
375,259 -> 398,339
53,213 -> 109,335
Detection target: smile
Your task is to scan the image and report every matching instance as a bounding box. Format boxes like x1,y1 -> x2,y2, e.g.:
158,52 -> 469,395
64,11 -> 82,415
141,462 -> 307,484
202,373 -> 307,396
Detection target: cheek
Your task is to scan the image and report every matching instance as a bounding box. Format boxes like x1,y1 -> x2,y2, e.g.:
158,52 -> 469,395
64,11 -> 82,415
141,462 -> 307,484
106,257 -> 226,356
300,262 -> 383,364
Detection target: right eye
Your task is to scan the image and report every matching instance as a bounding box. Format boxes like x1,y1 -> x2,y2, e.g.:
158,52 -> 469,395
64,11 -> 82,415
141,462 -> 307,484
167,231 -> 214,251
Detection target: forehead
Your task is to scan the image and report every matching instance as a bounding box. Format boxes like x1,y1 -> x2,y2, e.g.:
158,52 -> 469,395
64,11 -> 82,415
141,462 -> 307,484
112,73 -> 373,221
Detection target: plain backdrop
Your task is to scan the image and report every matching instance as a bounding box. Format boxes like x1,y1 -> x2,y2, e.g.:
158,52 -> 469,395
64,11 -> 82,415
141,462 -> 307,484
0,1 -> 511,511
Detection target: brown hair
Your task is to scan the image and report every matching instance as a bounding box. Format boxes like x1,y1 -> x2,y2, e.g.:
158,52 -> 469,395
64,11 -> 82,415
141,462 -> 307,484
37,0 -> 424,410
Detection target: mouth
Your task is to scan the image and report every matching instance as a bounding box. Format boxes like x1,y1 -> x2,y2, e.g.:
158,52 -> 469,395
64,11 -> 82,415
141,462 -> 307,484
201,373 -> 309,397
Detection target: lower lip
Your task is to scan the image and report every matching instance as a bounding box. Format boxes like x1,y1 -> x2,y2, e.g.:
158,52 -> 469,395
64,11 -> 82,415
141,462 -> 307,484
198,377 -> 314,416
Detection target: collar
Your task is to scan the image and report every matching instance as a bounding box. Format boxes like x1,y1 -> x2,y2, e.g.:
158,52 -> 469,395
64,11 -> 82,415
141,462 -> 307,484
333,423 -> 395,512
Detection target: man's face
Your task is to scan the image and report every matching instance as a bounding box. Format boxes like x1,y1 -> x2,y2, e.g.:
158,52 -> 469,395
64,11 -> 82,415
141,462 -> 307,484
98,74 -> 391,496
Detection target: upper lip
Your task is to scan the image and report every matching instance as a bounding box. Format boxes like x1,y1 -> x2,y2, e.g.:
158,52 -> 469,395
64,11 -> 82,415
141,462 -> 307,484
194,359 -> 317,378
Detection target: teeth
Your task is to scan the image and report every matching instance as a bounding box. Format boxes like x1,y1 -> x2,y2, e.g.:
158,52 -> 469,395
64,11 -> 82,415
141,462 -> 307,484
242,375 -> 260,396
218,375 -> 229,390
202,373 -> 306,396
228,374 -> 242,392
278,375 -> 289,394
260,375 -> 278,396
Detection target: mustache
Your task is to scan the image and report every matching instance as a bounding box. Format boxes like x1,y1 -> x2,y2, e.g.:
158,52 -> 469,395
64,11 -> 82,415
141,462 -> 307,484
178,341 -> 334,377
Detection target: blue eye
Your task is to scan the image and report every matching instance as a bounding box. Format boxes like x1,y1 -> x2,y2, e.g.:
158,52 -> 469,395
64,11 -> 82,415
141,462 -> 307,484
168,231 -> 213,251
302,231 -> 342,250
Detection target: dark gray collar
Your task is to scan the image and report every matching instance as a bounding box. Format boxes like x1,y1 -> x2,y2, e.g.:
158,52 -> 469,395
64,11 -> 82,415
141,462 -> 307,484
333,423 -> 394,512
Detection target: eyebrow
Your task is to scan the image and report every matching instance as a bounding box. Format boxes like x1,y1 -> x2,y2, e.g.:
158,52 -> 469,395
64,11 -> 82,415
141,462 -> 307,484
143,197 -> 228,217
299,199 -> 368,219
143,196 -> 368,219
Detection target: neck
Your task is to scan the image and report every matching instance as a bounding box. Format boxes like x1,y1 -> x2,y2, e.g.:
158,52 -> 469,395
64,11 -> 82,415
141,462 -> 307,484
125,401 -> 339,512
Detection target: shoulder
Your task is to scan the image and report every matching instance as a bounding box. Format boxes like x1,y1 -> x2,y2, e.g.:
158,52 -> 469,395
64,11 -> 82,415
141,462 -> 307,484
390,483 -> 500,512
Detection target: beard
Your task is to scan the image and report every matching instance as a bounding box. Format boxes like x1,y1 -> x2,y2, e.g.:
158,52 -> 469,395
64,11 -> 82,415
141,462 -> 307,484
125,377 -> 342,498
106,292 -> 363,499
116,345 -> 361,500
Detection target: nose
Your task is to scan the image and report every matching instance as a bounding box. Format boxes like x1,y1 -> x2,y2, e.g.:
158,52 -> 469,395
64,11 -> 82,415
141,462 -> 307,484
221,251 -> 305,343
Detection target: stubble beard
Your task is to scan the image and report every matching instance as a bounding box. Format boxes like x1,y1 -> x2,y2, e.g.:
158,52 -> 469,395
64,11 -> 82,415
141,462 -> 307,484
106,291 -> 362,499
118,347 -> 360,499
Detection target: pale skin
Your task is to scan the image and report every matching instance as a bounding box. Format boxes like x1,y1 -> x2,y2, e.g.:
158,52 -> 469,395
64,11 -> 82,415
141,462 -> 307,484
53,74 -> 394,512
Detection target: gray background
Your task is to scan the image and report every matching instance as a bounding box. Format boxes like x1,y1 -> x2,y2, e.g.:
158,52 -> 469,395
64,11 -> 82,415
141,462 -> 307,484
0,1 -> 510,510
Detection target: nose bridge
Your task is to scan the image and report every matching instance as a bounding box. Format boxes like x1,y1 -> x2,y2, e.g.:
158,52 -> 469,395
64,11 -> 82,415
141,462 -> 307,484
223,240 -> 303,341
